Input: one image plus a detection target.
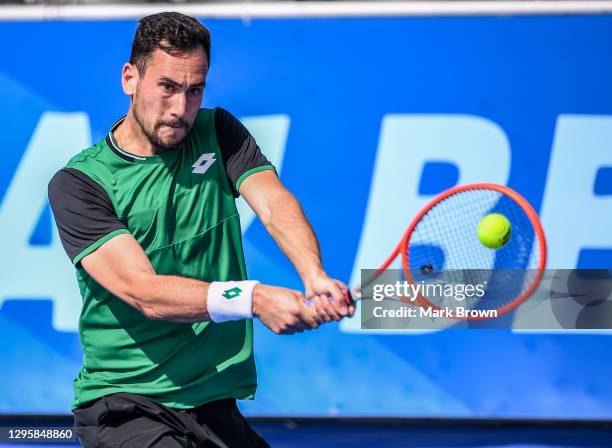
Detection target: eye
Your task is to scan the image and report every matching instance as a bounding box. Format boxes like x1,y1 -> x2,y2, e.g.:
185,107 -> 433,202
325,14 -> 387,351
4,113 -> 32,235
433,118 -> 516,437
189,87 -> 202,96
160,83 -> 173,93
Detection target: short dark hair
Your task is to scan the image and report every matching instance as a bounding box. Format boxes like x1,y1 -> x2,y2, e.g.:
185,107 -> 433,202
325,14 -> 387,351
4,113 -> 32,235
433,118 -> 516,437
130,12 -> 211,74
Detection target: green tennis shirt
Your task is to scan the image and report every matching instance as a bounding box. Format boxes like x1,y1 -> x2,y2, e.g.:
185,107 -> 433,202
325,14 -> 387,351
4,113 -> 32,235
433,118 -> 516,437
48,107 -> 275,410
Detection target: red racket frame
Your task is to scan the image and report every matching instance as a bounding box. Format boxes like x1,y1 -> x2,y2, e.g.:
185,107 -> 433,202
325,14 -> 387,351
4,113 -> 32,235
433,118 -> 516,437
372,183 -> 547,321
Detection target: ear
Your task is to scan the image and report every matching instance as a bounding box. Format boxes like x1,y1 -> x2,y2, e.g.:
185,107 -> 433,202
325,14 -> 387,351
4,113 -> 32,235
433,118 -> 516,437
122,63 -> 139,96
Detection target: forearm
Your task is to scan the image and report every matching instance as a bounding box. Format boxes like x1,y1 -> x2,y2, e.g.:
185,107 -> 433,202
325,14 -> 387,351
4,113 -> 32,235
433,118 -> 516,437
260,189 -> 325,281
124,273 -> 212,323
80,232 -> 259,325
129,275 -> 316,333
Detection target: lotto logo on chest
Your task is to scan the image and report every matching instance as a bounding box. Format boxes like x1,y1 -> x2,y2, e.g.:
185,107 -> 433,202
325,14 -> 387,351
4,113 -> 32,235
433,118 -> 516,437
192,153 -> 216,174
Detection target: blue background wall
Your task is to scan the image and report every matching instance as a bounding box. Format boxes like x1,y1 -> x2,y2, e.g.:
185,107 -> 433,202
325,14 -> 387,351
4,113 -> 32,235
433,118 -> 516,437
0,15 -> 611,417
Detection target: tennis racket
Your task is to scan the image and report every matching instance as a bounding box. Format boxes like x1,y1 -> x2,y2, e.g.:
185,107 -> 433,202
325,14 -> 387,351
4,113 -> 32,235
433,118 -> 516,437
307,183 -> 546,321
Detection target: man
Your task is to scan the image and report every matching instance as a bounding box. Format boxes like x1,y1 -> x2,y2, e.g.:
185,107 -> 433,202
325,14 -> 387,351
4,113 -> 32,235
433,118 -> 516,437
48,12 -> 353,448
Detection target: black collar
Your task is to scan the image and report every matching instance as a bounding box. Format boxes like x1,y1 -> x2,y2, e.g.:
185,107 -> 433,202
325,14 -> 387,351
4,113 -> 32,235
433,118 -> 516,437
105,116 -> 147,163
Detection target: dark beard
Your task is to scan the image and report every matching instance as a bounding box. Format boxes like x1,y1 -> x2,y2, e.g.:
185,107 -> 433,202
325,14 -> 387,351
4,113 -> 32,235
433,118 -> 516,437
133,101 -> 191,153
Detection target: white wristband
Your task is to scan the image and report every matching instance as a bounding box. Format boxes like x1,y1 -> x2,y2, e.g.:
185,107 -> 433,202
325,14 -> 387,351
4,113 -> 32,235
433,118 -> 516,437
207,280 -> 259,323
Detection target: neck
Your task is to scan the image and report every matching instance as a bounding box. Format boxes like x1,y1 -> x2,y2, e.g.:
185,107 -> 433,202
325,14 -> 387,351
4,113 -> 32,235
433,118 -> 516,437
113,110 -> 166,157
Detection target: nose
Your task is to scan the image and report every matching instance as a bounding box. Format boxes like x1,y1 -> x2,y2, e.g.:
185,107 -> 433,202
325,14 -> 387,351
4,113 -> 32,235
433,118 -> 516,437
170,92 -> 188,118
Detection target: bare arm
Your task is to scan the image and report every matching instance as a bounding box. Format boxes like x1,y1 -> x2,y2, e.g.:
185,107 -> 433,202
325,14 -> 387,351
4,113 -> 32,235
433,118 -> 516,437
49,165 -> 319,332
240,171 -> 354,319
81,233 -> 212,322
80,232 -> 319,332
240,171 -> 323,282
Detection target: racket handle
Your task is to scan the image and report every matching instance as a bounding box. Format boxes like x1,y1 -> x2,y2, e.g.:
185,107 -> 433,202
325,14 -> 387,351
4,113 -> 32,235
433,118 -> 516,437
304,290 -> 355,307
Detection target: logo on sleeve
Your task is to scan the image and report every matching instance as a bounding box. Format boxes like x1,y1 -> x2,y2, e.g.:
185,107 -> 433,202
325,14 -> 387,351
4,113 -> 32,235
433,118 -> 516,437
222,287 -> 242,300
192,153 -> 216,174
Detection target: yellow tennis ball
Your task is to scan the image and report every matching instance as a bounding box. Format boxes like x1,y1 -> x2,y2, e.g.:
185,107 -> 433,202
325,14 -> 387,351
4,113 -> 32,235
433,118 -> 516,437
478,213 -> 511,249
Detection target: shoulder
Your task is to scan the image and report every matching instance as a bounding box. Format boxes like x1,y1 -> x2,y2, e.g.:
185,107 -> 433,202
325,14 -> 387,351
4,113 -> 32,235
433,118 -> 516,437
212,107 -> 242,131
61,140 -> 114,188
48,167 -> 109,205
193,107 -> 217,128
65,141 -> 106,169
49,140 -> 113,197
192,107 -> 241,133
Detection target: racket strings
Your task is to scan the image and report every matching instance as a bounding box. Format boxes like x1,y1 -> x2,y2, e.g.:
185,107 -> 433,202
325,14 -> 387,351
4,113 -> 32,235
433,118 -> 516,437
405,188 -> 543,312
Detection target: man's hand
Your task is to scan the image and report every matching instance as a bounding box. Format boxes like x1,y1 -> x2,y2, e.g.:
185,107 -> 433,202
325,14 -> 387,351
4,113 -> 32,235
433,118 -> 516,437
252,284 -> 320,334
303,270 -> 356,322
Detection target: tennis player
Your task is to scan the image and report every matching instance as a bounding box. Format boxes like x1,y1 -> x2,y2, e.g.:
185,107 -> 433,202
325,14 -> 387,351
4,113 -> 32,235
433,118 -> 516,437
48,12 -> 353,447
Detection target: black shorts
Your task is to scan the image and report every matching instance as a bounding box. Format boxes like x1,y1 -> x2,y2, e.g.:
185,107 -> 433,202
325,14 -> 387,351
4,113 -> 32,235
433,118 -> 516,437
73,393 -> 270,448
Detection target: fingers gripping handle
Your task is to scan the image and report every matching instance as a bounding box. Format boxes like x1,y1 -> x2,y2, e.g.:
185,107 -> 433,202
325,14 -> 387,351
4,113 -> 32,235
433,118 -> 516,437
304,289 -> 355,308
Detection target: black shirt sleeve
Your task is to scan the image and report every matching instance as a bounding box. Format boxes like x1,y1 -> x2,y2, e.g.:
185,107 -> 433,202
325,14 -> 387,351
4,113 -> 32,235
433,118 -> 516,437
214,107 -> 276,197
48,168 -> 128,265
